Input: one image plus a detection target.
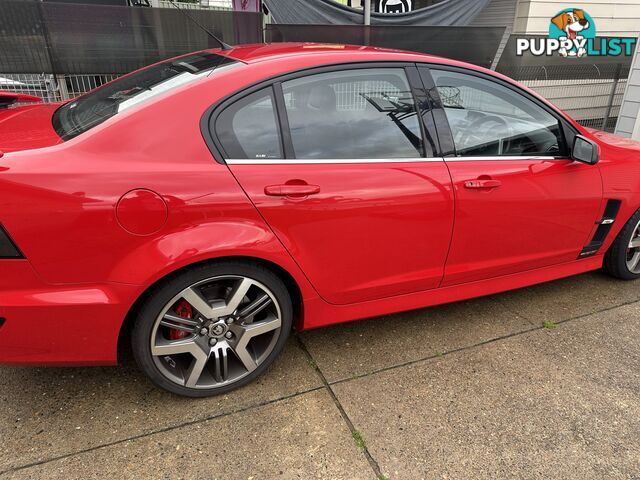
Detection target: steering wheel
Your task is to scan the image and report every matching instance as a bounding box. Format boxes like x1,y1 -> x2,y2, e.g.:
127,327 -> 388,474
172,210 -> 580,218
456,114 -> 513,155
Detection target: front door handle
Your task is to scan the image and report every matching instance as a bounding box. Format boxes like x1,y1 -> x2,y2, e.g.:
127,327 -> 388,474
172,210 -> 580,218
464,179 -> 502,189
264,184 -> 321,197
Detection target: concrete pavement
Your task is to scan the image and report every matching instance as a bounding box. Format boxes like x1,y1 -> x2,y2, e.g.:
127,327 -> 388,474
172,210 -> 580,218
1,271 -> 639,479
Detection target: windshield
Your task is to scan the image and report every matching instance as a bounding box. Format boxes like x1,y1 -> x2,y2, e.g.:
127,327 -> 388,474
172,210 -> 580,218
53,52 -> 237,141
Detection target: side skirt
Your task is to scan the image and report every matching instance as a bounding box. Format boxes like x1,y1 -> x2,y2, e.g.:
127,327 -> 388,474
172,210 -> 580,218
301,255 -> 604,330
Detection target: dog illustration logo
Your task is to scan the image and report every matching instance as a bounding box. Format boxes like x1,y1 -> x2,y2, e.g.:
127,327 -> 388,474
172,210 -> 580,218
517,8 -> 634,58
378,0 -> 412,13
549,8 -> 596,57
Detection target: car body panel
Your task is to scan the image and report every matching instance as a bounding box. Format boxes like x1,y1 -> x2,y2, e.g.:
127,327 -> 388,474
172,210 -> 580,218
227,161 -> 454,304
0,103 -> 62,153
0,43 -> 639,366
442,157 -> 603,285
302,254 -> 604,330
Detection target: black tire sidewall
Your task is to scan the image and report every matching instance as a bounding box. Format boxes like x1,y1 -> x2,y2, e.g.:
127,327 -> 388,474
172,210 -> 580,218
605,209 -> 640,280
131,261 -> 293,398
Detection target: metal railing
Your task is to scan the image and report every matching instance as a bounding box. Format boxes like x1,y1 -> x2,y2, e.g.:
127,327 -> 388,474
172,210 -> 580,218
521,77 -> 627,131
157,0 -> 231,10
0,73 -> 121,102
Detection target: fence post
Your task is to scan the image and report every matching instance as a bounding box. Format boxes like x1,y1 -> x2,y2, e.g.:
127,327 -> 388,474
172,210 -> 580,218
55,74 -> 70,100
490,26 -> 511,71
602,63 -> 622,131
37,1 -> 59,86
363,0 -> 371,25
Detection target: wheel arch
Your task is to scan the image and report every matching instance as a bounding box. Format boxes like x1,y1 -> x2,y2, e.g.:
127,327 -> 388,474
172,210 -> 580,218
116,255 -> 304,363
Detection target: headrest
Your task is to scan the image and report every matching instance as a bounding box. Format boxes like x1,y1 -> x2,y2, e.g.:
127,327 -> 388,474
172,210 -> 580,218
307,84 -> 337,112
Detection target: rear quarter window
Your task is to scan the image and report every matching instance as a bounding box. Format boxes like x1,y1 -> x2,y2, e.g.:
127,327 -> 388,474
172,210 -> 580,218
53,52 -> 238,141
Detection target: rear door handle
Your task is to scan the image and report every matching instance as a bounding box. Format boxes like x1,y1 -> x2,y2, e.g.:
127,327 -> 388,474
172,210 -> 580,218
464,179 -> 502,189
264,184 -> 321,197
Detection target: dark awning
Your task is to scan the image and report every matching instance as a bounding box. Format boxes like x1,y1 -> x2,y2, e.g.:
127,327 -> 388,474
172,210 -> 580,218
263,0 -> 493,26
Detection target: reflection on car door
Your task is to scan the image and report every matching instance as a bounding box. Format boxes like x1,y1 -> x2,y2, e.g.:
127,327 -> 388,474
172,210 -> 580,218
421,67 -> 603,286
215,67 -> 454,305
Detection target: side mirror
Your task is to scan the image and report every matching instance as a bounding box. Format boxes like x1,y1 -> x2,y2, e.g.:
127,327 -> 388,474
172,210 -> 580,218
572,135 -> 599,165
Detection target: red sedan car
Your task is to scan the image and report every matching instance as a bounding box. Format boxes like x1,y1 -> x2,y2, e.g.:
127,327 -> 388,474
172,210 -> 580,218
1,43 -> 640,397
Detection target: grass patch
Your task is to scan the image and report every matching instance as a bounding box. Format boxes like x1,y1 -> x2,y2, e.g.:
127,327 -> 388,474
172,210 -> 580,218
352,430 -> 367,450
378,475 -> 390,480
543,320 -> 557,329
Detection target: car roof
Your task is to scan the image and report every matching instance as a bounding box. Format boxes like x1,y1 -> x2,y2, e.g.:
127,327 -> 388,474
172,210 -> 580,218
212,42 -> 450,65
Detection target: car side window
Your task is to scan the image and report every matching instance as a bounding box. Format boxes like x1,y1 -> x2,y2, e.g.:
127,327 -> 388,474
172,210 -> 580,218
215,88 -> 282,159
281,68 -> 424,159
430,69 -> 566,157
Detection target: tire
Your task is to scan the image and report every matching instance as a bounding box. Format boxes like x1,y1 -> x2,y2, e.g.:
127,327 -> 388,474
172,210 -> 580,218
604,209 -> 640,280
131,261 -> 292,397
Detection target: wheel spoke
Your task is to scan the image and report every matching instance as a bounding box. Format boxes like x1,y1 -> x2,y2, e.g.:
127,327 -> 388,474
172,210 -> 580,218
234,344 -> 258,373
159,313 -> 199,333
222,278 -> 254,316
238,293 -> 272,321
181,287 -> 217,319
628,251 -> 640,272
151,337 -> 200,357
242,315 -> 282,337
184,351 -> 210,388
212,345 -> 229,382
629,237 -> 640,249
232,314 -> 281,373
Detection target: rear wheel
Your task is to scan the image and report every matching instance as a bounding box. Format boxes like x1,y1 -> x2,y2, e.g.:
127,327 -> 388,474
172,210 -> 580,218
132,261 -> 292,397
604,209 -> 640,280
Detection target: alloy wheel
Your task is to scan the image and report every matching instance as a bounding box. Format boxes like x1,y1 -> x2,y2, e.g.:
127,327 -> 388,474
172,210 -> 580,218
626,220 -> 640,274
150,275 -> 282,389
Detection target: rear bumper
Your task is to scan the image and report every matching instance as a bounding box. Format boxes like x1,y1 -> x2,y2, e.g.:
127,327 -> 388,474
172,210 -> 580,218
0,265 -> 141,365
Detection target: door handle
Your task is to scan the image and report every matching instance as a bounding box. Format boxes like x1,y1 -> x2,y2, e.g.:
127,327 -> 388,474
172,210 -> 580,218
264,184 -> 321,197
464,179 -> 502,189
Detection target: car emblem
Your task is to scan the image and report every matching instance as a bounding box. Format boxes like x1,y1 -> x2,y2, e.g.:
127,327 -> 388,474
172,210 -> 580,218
209,324 -> 226,337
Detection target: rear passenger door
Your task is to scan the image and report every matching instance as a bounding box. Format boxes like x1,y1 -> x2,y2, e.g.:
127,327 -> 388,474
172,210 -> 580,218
210,65 -> 455,305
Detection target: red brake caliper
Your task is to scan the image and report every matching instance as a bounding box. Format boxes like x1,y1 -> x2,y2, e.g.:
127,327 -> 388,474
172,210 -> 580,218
169,300 -> 193,340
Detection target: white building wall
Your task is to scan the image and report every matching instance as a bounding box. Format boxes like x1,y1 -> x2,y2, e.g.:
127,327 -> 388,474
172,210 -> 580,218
513,0 -> 640,132
615,41 -> 640,137
514,0 -> 640,36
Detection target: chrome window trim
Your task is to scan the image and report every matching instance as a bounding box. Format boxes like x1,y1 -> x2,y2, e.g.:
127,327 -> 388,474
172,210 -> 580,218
444,156 -> 560,162
226,156 -> 562,165
225,158 -> 445,165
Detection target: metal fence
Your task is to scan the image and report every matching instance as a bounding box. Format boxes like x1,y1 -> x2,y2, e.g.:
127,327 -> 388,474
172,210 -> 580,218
506,64 -> 630,132
0,73 -> 121,102
157,0 -> 231,10
0,9 -> 633,133
521,77 -> 627,131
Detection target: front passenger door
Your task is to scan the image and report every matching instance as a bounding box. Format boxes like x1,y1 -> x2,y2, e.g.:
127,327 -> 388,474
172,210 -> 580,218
421,67 -> 603,286
213,66 -> 454,305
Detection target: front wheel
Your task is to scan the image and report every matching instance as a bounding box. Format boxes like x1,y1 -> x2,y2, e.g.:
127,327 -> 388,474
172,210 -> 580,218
132,261 -> 292,397
604,209 -> 640,280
